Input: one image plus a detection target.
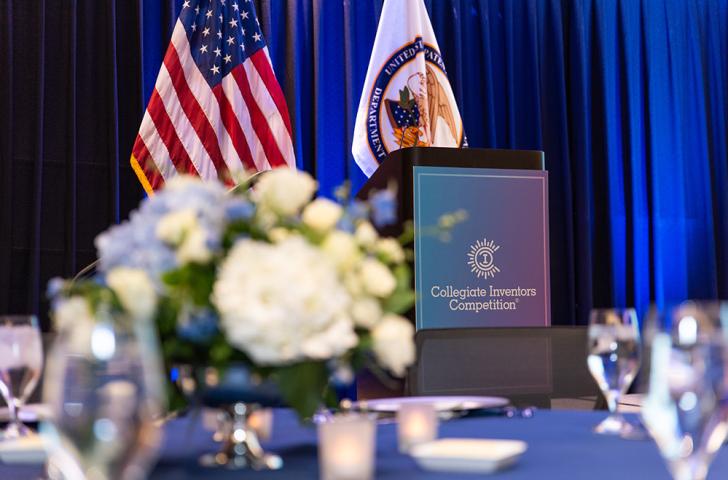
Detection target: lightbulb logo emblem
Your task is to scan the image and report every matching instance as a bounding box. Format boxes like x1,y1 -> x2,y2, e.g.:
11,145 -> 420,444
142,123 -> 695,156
467,238 -> 500,279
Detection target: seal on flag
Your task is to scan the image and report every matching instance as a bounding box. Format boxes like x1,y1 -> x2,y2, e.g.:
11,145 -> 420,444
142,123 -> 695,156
365,37 -> 465,163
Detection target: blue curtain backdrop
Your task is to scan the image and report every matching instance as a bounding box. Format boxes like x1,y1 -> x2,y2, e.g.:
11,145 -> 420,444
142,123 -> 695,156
1,0 -> 727,327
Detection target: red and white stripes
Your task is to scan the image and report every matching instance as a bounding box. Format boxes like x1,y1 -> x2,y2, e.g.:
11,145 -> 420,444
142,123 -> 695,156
131,20 -> 295,195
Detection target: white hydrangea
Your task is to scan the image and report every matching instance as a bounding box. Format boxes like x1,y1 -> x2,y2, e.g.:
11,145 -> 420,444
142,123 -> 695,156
254,168 -> 317,216
301,198 -> 343,233
359,258 -> 397,298
212,236 -> 358,365
371,314 -> 415,377
106,267 -> 158,321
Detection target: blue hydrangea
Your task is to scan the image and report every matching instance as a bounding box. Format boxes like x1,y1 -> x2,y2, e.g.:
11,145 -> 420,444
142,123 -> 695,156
369,189 -> 398,227
46,277 -> 65,299
94,178 -> 231,285
225,198 -> 255,221
346,200 -> 369,222
176,308 -> 218,343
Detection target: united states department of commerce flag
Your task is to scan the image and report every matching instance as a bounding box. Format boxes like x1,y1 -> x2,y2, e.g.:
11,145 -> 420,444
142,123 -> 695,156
130,0 -> 295,194
352,0 -> 466,177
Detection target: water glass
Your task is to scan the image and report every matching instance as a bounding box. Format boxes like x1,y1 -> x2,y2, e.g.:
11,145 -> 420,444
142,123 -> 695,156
586,308 -> 641,435
641,301 -> 728,480
0,315 -> 43,439
42,314 -> 165,480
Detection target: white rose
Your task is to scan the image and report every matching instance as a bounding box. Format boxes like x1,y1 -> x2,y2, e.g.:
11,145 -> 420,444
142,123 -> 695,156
164,174 -> 204,191
350,297 -> 382,329
255,168 -> 317,216
360,258 -> 397,298
372,314 -> 415,377
156,208 -> 198,245
268,227 -> 291,243
53,296 -> 94,332
355,221 -> 379,249
376,238 -> 405,264
176,226 -> 212,264
343,271 -> 364,296
301,198 -> 343,233
106,267 -> 158,321
52,296 -> 96,354
322,231 -> 361,272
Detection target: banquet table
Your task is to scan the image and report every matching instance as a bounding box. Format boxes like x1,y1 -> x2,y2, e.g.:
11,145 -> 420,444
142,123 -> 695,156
3,408 -> 728,479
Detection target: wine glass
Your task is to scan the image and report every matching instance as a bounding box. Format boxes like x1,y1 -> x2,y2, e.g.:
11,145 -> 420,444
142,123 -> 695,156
586,308 -> 641,435
641,301 -> 728,480
0,315 -> 43,439
42,313 -> 165,480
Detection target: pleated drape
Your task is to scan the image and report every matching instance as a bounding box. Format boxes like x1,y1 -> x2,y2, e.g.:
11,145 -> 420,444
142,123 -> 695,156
1,0 -> 727,328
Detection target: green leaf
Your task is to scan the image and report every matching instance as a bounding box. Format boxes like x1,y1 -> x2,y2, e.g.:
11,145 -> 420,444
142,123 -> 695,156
161,263 -> 216,308
393,263 -> 412,288
273,362 -> 329,420
384,291 -> 416,314
383,264 -> 415,313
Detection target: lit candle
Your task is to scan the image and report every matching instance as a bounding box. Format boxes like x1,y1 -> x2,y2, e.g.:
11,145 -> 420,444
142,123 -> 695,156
248,408 -> 273,441
318,414 -> 376,480
397,403 -> 438,452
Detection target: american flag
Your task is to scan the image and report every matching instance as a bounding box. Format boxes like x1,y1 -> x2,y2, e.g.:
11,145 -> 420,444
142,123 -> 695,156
130,0 -> 295,194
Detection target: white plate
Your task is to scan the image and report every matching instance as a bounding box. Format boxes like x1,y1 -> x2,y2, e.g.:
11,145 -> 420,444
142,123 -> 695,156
0,435 -> 47,465
410,438 -> 527,474
354,396 -> 509,413
0,404 -> 52,423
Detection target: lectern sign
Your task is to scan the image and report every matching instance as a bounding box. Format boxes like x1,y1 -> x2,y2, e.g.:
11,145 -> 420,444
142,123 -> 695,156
414,166 -> 550,329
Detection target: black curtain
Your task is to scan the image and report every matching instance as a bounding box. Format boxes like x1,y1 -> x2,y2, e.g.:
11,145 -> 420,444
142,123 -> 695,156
2,0 -> 727,330
0,0 -> 159,328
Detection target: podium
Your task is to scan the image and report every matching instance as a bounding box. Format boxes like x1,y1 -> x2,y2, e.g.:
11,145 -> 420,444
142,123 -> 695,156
357,147 -> 594,405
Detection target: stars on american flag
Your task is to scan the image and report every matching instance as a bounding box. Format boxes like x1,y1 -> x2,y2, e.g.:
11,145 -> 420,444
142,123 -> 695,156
180,0 -> 269,88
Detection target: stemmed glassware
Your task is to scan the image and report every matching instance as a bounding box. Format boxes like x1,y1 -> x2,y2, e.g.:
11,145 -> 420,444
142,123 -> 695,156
586,308 -> 642,436
641,301 -> 728,480
0,315 -> 43,439
42,311 -> 165,480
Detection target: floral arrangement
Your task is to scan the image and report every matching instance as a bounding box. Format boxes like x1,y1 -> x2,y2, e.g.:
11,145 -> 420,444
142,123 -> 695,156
49,169 -> 422,419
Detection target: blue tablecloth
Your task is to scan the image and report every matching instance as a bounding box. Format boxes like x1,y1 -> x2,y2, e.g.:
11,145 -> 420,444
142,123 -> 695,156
4,409 -> 728,479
